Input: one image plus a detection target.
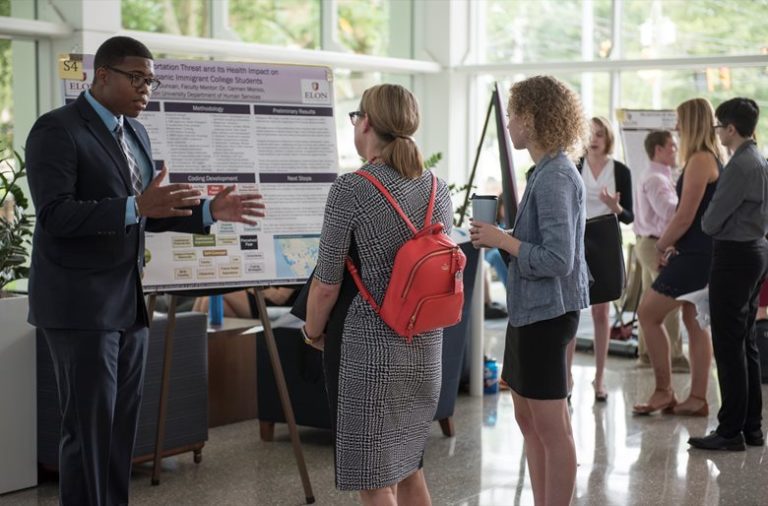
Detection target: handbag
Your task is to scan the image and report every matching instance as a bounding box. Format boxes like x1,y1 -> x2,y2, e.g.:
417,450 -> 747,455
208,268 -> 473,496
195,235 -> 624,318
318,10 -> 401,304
584,214 -> 625,304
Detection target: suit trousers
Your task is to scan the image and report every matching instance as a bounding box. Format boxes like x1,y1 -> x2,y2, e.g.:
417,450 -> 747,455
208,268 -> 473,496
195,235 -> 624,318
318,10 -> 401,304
635,236 -> 684,360
709,238 -> 768,438
42,322 -> 149,506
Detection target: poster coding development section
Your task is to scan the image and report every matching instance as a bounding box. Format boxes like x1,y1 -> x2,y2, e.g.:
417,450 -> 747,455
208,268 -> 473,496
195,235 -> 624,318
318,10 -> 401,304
616,109 -> 677,214
61,56 -> 338,291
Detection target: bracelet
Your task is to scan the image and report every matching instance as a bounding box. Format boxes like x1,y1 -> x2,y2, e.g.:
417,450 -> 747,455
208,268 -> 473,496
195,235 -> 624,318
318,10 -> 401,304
301,325 -> 322,345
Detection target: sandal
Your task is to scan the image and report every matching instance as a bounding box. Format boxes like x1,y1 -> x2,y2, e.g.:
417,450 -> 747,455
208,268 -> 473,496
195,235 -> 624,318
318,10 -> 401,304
632,387 -> 677,415
592,380 -> 608,402
672,395 -> 709,417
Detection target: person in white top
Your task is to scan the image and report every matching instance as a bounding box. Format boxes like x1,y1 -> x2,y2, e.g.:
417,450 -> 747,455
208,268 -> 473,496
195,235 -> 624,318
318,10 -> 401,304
633,131 -> 688,373
573,116 -> 634,402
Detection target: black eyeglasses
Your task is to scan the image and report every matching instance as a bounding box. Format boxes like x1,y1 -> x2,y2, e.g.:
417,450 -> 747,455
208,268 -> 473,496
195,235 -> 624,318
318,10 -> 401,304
348,110 -> 364,125
105,65 -> 162,91
714,123 -> 726,129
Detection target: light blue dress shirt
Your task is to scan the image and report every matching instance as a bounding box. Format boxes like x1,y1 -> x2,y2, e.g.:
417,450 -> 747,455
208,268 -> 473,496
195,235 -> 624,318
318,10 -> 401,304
84,90 -> 214,226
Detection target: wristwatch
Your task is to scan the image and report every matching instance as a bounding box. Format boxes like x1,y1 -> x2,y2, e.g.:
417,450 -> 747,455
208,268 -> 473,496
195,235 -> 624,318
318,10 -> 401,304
300,325 -> 321,345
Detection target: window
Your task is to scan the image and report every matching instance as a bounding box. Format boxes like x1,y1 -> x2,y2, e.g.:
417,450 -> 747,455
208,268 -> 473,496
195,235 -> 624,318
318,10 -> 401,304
621,67 -> 768,156
622,0 -> 768,59
482,0 -> 613,64
228,0 -> 320,49
122,0 -> 210,37
336,0 -> 411,58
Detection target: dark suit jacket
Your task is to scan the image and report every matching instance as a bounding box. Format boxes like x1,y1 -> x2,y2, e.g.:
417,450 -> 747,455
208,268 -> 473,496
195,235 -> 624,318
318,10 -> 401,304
25,93 -> 209,330
576,158 -> 634,225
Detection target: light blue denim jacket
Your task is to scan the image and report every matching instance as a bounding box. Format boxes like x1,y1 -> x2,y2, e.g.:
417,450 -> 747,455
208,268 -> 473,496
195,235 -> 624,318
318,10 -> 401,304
506,151 -> 590,327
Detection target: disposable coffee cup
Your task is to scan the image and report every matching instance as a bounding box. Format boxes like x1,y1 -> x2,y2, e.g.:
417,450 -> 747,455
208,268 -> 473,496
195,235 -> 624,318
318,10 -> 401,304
471,194 -> 498,224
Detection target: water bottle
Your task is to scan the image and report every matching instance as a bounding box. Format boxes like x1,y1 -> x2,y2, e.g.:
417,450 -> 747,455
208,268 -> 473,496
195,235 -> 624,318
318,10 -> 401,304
209,294 -> 224,325
483,356 -> 499,395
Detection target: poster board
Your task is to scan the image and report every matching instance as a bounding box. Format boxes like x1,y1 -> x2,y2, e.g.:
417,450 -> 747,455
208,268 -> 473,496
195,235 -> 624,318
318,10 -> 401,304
59,55 -> 338,292
493,82 -> 519,228
616,108 -> 677,179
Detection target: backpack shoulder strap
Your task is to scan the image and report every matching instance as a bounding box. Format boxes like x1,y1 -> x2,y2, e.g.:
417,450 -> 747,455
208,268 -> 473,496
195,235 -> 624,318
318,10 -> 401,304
355,170 -> 418,235
423,171 -> 437,228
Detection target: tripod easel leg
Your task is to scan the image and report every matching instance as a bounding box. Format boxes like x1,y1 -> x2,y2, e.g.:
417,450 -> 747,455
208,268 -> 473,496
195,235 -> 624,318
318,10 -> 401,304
253,288 -> 315,504
150,294 -> 178,486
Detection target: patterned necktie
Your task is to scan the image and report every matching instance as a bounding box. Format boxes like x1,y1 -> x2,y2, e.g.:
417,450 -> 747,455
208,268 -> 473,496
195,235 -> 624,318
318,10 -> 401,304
115,123 -> 144,196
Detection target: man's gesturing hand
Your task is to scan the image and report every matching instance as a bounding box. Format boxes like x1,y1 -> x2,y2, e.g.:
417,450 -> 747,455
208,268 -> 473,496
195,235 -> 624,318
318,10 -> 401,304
210,185 -> 266,225
136,167 -> 202,218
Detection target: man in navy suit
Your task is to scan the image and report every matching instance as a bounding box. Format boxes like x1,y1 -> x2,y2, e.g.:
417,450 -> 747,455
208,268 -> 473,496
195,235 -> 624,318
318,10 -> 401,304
25,36 -> 264,505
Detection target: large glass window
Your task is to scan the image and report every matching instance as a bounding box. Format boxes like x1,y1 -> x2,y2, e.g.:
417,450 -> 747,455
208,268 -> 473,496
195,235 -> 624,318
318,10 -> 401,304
122,0 -> 210,37
0,0 -> 12,147
229,0 -> 320,49
622,0 -> 768,59
482,0 -> 613,63
336,0 -> 411,58
621,66 -> 768,156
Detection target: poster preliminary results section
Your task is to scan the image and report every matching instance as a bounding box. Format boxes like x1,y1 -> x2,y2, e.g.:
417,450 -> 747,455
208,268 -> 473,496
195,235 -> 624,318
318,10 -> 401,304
60,56 -> 338,291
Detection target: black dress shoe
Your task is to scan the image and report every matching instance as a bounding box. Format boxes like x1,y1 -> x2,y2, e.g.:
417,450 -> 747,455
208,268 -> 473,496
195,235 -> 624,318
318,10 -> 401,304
744,430 -> 764,447
688,431 -> 746,451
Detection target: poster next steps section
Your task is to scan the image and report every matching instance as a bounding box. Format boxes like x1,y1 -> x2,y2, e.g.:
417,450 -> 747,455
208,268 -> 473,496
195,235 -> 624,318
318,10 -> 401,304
61,56 -> 338,291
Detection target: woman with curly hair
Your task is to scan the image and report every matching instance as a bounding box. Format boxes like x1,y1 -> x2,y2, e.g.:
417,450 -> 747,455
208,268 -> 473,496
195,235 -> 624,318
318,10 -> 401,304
471,75 -> 590,506
633,98 -> 722,417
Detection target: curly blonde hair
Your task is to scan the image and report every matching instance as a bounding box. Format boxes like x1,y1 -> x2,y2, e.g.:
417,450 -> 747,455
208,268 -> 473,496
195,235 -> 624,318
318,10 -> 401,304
508,76 -> 588,160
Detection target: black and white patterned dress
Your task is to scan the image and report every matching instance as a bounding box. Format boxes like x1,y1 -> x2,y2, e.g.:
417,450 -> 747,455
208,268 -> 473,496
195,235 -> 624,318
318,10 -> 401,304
314,161 -> 453,491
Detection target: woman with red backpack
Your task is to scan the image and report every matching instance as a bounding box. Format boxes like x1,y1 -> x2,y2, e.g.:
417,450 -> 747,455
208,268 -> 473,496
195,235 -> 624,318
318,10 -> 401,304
303,84 -> 454,505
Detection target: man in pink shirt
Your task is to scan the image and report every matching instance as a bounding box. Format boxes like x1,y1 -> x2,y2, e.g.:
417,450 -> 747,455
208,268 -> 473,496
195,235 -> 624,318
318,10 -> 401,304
633,130 -> 689,372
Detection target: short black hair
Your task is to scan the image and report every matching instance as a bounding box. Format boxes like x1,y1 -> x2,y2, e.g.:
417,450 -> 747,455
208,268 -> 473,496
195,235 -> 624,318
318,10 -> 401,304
93,36 -> 153,71
715,97 -> 759,138
644,130 -> 673,160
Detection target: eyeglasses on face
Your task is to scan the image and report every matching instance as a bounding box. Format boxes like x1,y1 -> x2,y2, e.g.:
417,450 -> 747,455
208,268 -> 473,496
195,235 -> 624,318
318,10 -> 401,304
714,123 -> 727,129
105,65 -> 162,91
348,110 -> 365,125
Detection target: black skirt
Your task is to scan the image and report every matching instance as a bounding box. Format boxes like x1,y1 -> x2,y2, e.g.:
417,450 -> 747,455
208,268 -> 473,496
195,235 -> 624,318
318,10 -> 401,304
652,251 -> 712,299
501,311 -> 580,400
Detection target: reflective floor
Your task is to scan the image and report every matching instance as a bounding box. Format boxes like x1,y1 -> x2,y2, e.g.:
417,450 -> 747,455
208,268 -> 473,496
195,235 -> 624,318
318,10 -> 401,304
4,309 -> 768,505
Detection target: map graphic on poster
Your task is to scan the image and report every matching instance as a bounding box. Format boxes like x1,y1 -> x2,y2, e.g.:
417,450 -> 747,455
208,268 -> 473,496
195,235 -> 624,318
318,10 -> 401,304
59,55 -> 338,291
273,234 -> 321,279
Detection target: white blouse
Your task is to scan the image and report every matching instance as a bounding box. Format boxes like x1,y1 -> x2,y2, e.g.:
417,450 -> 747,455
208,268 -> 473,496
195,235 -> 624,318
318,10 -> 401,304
583,158 -> 616,219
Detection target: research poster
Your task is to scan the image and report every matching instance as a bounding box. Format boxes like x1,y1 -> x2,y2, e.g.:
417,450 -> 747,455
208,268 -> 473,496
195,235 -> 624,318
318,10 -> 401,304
617,109 -> 677,217
617,108 -> 677,176
60,55 -> 338,291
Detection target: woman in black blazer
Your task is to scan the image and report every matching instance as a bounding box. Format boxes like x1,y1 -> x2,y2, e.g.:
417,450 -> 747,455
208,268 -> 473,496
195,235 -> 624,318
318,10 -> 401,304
572,116 -> 633,402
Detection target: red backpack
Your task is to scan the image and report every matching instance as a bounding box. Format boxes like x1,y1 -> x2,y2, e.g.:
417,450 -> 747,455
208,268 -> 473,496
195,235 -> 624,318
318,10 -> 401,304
345,170 -> 467,341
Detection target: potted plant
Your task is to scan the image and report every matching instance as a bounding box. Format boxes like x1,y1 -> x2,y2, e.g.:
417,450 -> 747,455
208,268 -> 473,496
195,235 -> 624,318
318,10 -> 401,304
0,146 -> 32,295
0,145 -> 37,494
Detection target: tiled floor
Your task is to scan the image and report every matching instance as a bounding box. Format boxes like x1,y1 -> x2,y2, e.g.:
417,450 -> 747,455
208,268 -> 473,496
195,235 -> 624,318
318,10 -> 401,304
5,301 -> 768,505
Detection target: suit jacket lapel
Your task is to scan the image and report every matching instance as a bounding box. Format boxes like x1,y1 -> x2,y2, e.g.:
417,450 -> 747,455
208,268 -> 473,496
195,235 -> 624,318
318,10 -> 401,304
75,94 -> 134,194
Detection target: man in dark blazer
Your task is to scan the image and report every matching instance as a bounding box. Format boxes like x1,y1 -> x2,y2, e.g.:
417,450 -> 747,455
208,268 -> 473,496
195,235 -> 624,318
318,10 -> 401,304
25,36 -> 264,505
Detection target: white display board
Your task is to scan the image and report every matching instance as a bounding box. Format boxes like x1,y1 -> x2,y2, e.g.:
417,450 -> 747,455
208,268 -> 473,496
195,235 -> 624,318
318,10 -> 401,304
60,55 -> 338,291
617,108 -> 677,176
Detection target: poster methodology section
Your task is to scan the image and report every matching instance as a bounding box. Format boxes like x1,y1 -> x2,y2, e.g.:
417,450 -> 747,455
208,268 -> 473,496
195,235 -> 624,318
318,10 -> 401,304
61,56 -> 338,291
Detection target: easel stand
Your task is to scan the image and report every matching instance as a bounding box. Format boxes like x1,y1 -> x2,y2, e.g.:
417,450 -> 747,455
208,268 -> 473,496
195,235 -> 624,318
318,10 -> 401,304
146,289 -> 315,504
